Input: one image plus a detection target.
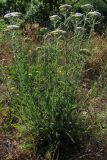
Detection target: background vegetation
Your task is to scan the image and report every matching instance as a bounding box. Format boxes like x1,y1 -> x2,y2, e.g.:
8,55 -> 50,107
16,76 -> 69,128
0,0 -> 107,24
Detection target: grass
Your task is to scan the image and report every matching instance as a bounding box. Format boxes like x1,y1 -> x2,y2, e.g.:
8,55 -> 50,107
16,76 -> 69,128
0,3 -> 107,160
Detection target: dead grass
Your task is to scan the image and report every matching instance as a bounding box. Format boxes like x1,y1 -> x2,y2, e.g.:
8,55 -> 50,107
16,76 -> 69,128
83,35 -> 107,81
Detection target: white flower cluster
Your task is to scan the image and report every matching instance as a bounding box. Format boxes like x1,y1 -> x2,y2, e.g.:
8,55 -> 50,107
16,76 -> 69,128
74,13 -> 83,17
4,12 -> 22,31
88,11 -> 101,18
7,25 -> 20,30
50,15 -> 61,22
59,4 -> 72,13
49,29 -> 67,36
81,4 -> 101,18
71,12 -> 83,19
81,4 -> 93,11
4,12 -> 22,18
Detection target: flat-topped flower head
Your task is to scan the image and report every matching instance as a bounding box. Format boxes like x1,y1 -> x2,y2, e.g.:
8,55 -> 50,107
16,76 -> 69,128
49,29 -> 67,36
50,15 -> 61,22
71,13 -> 83,19
75,13 -> 83,17
4,12 -> 22,18
7,25 -> 20,30
59,4 -> 72,13
88,11 -> 101,18
81,4 -> 93,11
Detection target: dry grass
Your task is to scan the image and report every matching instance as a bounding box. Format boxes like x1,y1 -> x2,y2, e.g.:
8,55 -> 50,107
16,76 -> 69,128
83,35 -> 107,81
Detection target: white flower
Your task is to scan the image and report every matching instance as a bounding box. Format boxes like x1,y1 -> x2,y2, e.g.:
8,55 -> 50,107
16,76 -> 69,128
75,13 -> 83,17
7,25 -> 20,30
88,11 -> 101,18
71,13 -> 83,19
50,15 -> 61,22
49,29 -> 67,36
59,4 -> 72,13
4,12 -> 22,18
81,4 -> 93,10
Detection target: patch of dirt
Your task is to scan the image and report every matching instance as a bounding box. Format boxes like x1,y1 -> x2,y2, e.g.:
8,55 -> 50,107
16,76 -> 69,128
0,44 -> 12,65
0,135 -> 32,160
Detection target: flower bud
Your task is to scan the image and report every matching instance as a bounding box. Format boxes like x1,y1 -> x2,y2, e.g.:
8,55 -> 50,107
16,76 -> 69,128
50,15 -> 61,22
59,4 -> 72,13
